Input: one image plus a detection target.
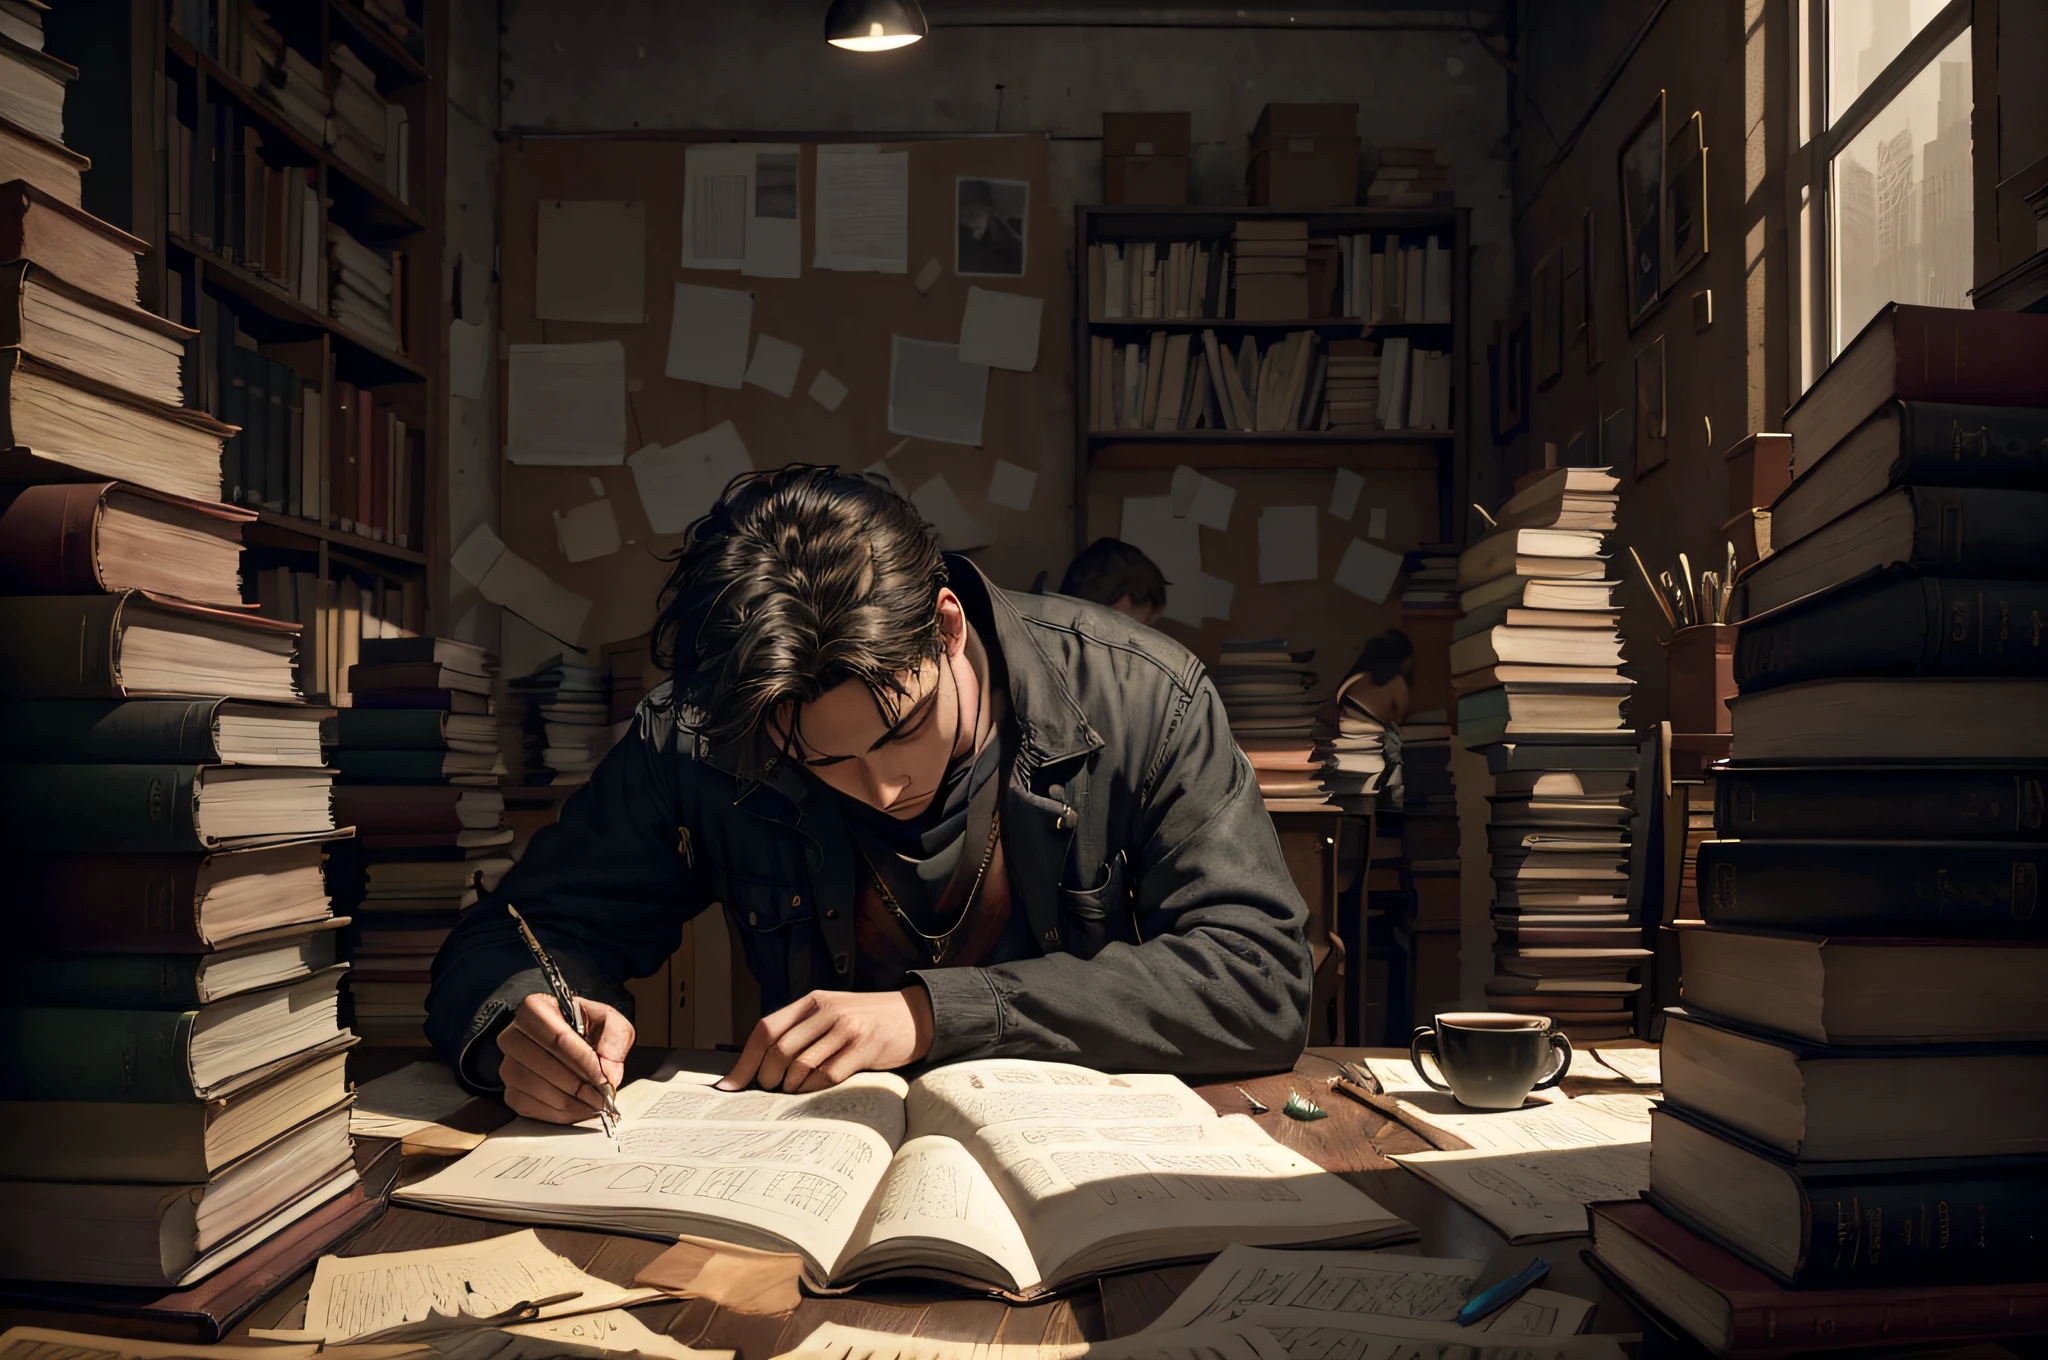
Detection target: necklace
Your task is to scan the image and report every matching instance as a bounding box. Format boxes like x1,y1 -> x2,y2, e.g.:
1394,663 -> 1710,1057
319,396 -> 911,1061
861,805 -> 1002,965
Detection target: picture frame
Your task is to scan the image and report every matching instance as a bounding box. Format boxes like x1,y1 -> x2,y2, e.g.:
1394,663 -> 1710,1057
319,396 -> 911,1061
956,176 -> 1028,277
1533,245 -> 1563,390
1666,111 -> 1708,283
1618,91 -> 1666,328
1634,334 -> 1668,478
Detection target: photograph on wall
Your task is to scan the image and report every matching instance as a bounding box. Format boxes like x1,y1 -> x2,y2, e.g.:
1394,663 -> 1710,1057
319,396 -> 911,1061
1634,334 -> 1668,477
1618,91 -> 1665,326
1666,111 -> 1708,282
1533,245 -> 1563,389
956,176 -> 1029,277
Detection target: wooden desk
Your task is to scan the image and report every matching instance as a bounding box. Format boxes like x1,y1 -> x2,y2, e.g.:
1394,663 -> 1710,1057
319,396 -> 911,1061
224,1047 -> 1648,1355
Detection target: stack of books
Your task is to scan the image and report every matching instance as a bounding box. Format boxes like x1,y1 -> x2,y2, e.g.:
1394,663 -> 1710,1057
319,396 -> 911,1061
1340,232 -> 1451,323
1315,683 -> 1392,814
1589,303 -> 2048,1353
352,0 -> 424,59
329,42 -> 410,205
1322,339 -> 1379,429
1231,219 -> 1308,320
509,655 -> 609,784
232,3 -> 328,145
328,637 -> 509,1046
327,223 -> 404,356
0,164 -> 361,1289
1090,238 -> 1228,320
1452,466 -> 1642,1037
1214,639 -> 1343,812
0,8 -> 70,146
1366,146 -> 1454,208
1399,545 -> 1460,610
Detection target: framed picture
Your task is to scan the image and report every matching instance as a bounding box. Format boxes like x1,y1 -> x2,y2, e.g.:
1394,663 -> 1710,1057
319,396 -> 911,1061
1580,208 -> 1601,369
1666,111 -> 1708,283
1489,315 -> 1528,441
1533,246 -> 1563,390
1618,91 -> 1665,327
956,176 -> 1028,277
1634,334 -> 1668,478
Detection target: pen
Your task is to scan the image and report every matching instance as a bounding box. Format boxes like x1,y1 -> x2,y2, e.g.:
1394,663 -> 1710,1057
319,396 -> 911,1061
506,904 -> 620,1140
1456,1258 -> 1551,1326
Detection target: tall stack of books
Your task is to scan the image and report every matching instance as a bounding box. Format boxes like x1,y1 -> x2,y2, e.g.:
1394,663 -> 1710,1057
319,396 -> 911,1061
1366,147 -> 1454,208
1214,639 -> 1352,812
509,655 -> 609,785
1231,219 -> 1307,320
0,154 -> 364,1289
1452,466 -> 1643,1038
327,637 -> 508,1046
1591,303 -> 2048,1352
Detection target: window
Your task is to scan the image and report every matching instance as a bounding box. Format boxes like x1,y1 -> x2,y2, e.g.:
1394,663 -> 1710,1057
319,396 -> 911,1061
1794,0 -> 1972,374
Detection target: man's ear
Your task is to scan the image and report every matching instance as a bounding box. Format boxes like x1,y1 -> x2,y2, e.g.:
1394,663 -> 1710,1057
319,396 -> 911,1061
935,588 -> 967,658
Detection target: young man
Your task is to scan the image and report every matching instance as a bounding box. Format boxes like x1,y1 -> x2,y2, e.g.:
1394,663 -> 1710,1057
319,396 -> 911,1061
427,467 -> 1310,1124
1057,537 -> 1167,626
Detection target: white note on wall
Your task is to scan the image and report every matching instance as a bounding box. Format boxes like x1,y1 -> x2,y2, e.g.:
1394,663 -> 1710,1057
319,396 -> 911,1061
1329,468 -> 1364,521
956,286 -> 1044,372
743,145 -> 802,278
1334,537 -> 1403,602
506,342 -> 626,466
452,524 -> 593,645
1257,506 -> 1319,583
887,335 -> 989,446
1169,465 -> 1235,530
987,459 -> 1038,511
535,200 -> 646,324
809,369 -> 849,412
628,421 -> 755,535
742,334 -> 804,398
681,145 -> 752,270
553,497 -> 622,562
815,145 -> 909,273
665,282 -> 754,390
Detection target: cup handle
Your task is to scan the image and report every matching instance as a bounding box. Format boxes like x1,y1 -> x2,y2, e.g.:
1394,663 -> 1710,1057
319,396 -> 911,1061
1408,1028 -> 1451,1091
1532,1029 -> 1575,1090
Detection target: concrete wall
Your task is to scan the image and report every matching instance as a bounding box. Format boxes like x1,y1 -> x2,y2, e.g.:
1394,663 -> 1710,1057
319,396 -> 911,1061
445,0 -> 502,653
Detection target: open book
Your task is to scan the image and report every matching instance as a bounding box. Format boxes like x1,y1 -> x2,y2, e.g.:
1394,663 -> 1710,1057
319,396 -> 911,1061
396,1059 -> 1414,1298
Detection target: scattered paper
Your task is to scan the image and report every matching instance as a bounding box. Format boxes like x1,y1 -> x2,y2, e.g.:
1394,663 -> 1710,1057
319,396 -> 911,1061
450,523 -> 507,587
479,547 -> 593,646
1367,506 -> 1389,539
887,335 -> 989,446
742,334 -> 804,398
1329,468 -> 1364,521
1169,465 -> 1236,530
535,200 -> 645,324
1334,537 -> 1403,602
554,498 -> 622,563
910,474 -> 993,550
1590,1046 -> 1662,1086
664,282 -> 754,389
956,286 -> 1043,372
808,369 -> 848,412
1392,1142 -> 1653,1243
914,257 -> 943,293
506,342 -> 626,466
682,143 -> 803,276
504,1310 -> 711,1360
814,145 -> 908,273
349,1062 -> 472,1140
986,460 -> 1037,511
1122,494 -> 1233,627
1374,1087 -> 1651,1155
745,146 -> 802,279
775,1321 -> 1281,1360
637,1236 -> 803,1315
1257,506 -> 1319,583
629,422 -> 754,535
449,319 -> 488,401
1238,1310 -> 1629,1360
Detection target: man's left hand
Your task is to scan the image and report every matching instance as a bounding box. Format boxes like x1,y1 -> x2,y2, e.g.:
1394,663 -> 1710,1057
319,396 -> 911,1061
718,986 -> 934,1092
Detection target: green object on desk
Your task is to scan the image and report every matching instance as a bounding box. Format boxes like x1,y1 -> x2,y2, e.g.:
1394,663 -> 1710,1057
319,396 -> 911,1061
1283,1090 -> 1327,1121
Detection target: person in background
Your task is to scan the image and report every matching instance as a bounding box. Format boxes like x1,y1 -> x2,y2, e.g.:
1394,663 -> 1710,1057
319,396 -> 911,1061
1056,537 -> 1168,626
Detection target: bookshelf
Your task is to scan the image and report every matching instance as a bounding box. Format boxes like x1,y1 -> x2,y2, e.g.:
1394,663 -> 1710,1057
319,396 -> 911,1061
1073,204 -> 1471,545
127,0 -> 448,661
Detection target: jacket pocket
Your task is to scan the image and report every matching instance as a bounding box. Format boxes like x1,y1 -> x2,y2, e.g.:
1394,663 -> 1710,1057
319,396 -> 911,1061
720,872 -> 809,933
1056,854 -> 1126,952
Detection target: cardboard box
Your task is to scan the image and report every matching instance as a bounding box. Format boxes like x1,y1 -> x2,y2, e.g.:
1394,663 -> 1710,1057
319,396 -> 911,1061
1249,140 -> 1361,206
1104,154 -> 1188,205
1103,111 -> 1192,157
1251,103 -> 1358,145
1233,271 -> 1308,320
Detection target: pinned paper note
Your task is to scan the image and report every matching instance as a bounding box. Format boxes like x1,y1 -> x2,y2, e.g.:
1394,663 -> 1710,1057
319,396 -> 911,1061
887,335 -> 989,447
742,334 -> 803,398
448,319 -> 488,401
554,497 -> 622,562
629,421 -> 754,535
1169,465 -> 1236,530
453,524 -> 593,644
914,257 -> 943,293
1122,495 -> 1233,627
744,146 -> 801,278
506,342 -> 626,465
682,144 -> 801,278
535,200 -> 646,324
815,146 -> 908,273
987,460 -> 1037,511
957,286 -> 1044,372
1257,506 -> 1319,583
1329,468 -> 1364,520
911,474 -> 993,550
809,369 -> 849,412
450,523 -> 506,587
1334,537 -> 1403,602
664,282 -> 754,389
1368,506 -> 1388,539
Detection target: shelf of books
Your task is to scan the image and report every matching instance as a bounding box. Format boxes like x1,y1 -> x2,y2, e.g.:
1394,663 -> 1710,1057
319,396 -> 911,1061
1073,204 -> 1468,538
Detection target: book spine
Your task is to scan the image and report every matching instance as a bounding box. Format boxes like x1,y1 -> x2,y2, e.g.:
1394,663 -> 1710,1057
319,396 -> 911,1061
0,482 -> 106,593
267,357 -> 288,514
1736,574 -> 2048,691
0,764 -> 206,853
332,707 -> 449,749
331,749 -> 454,781
1892,308 -> 2048,407
1905,486 -> 2048,575
1698,840 -> 2048,936
0,1007 -> 198,1100
1778,1168 -> 2048,1290
0,596 -> 121,697
1898,401 -> 2048,486
1714,765 -> 2048,840
10,954 -> 206,1009
0,699 -> 222,762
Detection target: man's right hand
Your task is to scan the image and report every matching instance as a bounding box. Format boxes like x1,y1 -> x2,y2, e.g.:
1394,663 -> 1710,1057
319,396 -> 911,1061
496,992 -> 634,1123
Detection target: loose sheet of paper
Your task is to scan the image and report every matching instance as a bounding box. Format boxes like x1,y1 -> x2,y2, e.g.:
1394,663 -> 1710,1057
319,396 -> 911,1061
956,286 -> 1043,372
771,1321 -> 1282,1360
682,146 -> 752,270
535,201 -> 646,324
742,334 -> 804,398
1366,507 -> 1389,539
350,1061 -> 472,1139
1121,495 -> 1234,627
1169,466 -> 1235,530
502,1309 -> 712,1360
808,369 -> 848,412
629,422 -> 754,535
1392,1142 -> 1653,1243
1334,538 -> 1403,602
1257,507 -> 1319,584
1143,1245 -> 1592,1338
910,474 -> 993,550
887,336 -> 989,446
507,343 -> 626,465
449,319 -> 489,401
744,146 -> 802,279
814,146 -> 907,273
1239,1310 -> 1629,1360
555,498 -> 622,563
1328,468 -> 1363,521
479,547 -> 593,646
665,283 -> 754,389
1590,1046 -> 1661,1085
451,523 -> 507,587
987,460 -> 1037,511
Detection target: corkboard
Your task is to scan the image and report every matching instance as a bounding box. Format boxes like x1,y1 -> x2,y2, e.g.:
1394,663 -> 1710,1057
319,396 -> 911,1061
497,134 -> 1072,651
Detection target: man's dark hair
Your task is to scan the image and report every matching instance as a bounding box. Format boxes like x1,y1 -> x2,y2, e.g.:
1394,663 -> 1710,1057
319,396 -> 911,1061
652,466 -> 947,764
1058,537 -> 1167,609
1347,629 -> 1415,685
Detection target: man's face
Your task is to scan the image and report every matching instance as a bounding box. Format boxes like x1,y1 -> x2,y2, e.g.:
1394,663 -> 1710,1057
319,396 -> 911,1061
772,591 -> 967,819
1110,593 -> 1162,627
962,203 -> 992,239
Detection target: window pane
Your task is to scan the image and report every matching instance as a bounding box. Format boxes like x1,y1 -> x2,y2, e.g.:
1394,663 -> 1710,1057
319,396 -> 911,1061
1828,0 -> 1950,126
1828,28 -> 1971,356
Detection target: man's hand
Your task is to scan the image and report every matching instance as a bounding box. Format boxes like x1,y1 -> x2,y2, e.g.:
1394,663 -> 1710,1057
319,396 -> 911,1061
718,986 -> 933,1093
497,992 -> 634,1123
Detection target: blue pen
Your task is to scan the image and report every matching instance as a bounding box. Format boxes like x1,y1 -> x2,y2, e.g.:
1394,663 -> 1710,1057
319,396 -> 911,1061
1456,1258 -> 1551,1326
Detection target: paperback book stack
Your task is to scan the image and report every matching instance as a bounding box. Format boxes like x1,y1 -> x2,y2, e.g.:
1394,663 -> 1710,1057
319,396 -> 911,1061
1365,146 -> 1453,208
328,223 -> 403,356
510,654 -> 610,785
1451,466 -> 1644,1038
1321,339 -> 1379,430
327,637 -> 508,1045
1214,639 -> 1354,812
1231,219 -> 1308,320
1399,544 -> 1460,610
328,42 -> 409,205
0,154 -> 364,1292
1588,303 -> 2048,1356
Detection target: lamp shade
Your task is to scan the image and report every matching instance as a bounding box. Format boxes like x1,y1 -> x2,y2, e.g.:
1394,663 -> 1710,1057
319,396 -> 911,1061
825,0 -> 928,51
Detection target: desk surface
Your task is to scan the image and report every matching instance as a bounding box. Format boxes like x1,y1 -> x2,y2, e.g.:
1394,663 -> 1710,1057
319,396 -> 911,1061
224,1047 -> 1650,1354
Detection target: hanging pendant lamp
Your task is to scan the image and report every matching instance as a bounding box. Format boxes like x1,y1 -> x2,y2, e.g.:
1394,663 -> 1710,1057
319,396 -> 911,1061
825,0 -> 928,51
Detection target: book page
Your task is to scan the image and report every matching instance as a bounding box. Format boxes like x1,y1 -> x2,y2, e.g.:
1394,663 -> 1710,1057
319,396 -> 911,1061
1141,1245 -> 1592,1337
839,1134 -> 1040,1292
1238,1310 -> 1628,1360
1390,1143 -> 1652,1243
905,1060 -> 1220,1143
770,1321 -> 1283,1360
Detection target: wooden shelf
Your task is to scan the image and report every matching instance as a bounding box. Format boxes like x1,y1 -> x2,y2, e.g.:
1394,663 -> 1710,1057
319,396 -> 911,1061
1089,429 -> 1453,444
1086,317 -> 1453,336
328,0 -> 430,85
246,509 -> 429,566
1091,443 -> 1444,472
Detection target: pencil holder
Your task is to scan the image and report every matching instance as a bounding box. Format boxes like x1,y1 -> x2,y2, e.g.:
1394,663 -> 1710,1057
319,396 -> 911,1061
1664,624 -> 1736,735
